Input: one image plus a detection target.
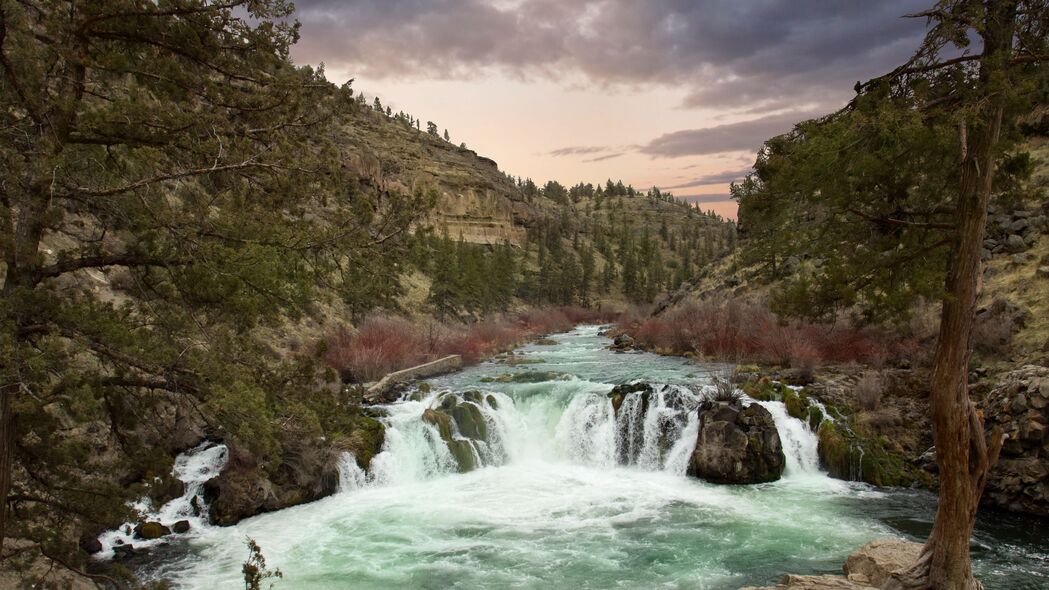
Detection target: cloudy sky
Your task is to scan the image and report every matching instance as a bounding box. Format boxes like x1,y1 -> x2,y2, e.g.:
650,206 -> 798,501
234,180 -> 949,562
288,0 -> 930,218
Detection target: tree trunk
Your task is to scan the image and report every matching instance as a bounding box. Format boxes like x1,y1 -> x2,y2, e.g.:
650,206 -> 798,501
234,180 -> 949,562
0,389 -> 12,558
887,4 -> 1016,588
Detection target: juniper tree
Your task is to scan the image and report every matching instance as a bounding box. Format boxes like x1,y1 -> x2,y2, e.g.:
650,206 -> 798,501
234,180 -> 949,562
735,2 -> 1047,587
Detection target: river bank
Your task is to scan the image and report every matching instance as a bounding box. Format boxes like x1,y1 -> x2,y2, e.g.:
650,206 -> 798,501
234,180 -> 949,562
116,326 -> 1049,589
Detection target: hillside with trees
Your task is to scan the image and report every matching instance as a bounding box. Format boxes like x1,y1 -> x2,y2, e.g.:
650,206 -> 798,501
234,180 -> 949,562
0,1 -> 733,585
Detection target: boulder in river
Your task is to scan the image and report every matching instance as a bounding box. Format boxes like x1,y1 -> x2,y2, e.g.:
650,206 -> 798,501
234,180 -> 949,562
687,400 -> 785,484
607,381 -> 653,414
609,333 -> 635,352
740,537 -> 922,589
79,531 -> 103,554
843,538 -> 923,587
133,521 -> 170,540
422,395 -> 496,473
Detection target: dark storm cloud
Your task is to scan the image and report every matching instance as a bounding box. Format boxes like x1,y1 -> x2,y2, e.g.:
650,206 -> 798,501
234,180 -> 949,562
289,0 -> 930,111
641,111 -> 821,158
660,168 -> 752,190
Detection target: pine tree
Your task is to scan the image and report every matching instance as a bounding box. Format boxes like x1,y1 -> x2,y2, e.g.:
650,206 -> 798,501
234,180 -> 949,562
580,246 -> 596,305
0,0 -> 433,569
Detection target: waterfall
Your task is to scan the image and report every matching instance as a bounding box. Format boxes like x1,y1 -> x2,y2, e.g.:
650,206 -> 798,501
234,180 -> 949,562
365,380 -> 706,484
754,401 -> 821,476
337,452 -> 369,492
97,442 -> 228,558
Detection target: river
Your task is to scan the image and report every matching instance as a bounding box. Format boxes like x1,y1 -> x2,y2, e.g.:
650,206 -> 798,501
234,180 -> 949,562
139,325 -> 1049,589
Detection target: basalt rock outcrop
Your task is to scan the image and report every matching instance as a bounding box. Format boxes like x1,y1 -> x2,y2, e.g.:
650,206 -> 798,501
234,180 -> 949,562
422,391 -> 496,472
203,412 -> 385,526
982,365 -> 1049,515
688,400 -> 785,484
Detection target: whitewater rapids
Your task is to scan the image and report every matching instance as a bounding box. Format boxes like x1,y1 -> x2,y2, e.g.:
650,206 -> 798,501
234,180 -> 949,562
141,325 -> 1045,590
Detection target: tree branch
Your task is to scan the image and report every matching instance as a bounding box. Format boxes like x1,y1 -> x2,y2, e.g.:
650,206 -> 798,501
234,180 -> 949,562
846,208 -> 956,230
35,252 -> 186,282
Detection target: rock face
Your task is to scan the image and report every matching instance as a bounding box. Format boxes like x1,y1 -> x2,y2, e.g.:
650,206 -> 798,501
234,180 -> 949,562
687,400 -> 785,484
204,412 -> 385,526
982,365 -> 1049,515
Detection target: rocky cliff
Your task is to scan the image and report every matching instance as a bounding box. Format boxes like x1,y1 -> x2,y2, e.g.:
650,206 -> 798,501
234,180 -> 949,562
339,109 -> 546,247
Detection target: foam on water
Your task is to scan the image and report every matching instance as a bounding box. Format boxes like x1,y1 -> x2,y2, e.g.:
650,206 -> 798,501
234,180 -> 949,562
142,325 -> 1049,590
98,442 -> 228,558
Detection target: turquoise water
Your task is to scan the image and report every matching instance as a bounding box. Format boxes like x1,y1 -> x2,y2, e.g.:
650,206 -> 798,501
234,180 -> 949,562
150,326 -> 1049,589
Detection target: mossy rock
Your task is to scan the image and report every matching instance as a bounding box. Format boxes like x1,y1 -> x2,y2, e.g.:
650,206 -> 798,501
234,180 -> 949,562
344,414 -> 386,469
818,421 -> 858,479
463,390 -> 485,404
807,406 -> 824,431
423,409 -> 480,472
439,393 -> 459,410
447,439 -> 478,472
134,521 -> 170,540
740,378 -> 779,401
782,387 -> 810,421
450,402 -> 488,440
422,408 -> 454,441
534,338 -> 558,346
481,371 -> 565,384
503,356 -> 543,366
485,394 -> 499,410
817,419 -> 931,488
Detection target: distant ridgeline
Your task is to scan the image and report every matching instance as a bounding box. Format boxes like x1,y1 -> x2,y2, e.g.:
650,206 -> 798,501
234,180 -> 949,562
346,89 -> 738,316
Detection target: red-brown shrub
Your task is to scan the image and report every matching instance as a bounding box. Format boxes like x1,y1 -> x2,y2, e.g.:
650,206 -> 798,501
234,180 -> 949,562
324,316 -> 426,383
324,306 -> 621,384
626,297 -> 920,369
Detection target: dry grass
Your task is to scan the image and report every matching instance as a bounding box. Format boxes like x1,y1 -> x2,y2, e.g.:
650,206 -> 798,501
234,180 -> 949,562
981,234 -> 1049,362
855,371 -> 885,411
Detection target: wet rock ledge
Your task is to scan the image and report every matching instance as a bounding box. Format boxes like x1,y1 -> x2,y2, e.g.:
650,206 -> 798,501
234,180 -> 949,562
689,399 -> 785,484
741,538 -> 922,589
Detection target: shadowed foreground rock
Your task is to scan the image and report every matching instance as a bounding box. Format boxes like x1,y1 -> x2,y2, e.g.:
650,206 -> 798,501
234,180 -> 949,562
740,538 -> 922,589
688,400 -> 785,484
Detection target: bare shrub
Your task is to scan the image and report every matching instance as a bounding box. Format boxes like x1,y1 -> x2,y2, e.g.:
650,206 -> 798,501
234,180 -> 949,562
710,367 -> 741,402
855,372 -> 885,411
324,316 -> 425,383
858,406 -> 902,432
324,306 -> 620,384
625,297 -> 920,369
